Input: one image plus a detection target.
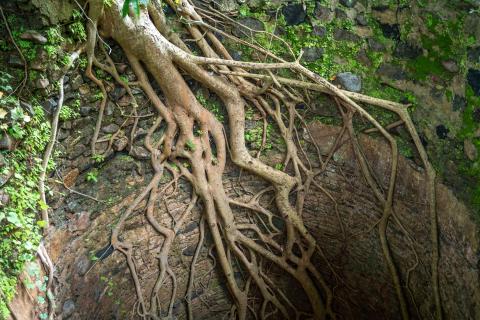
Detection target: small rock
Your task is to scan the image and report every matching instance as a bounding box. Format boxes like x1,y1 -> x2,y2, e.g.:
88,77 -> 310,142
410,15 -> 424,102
467,46 -> 480,64
20,30 -> 47,44
63,168 -> 80,188
334,8 -> 348,19
69,144 -> 87,159
113,136 -> 128,151
233,18 -> 264,38
301,47 -> 323,62
105,101 -> 115,116
0,191 -> 10,207
182,244 -> 197,256
80,105 -> 93,116
74,255 -> 90,276
333,29 -> 360,42
0,133 -> 14,151
57,128 -> 69,141
78,84 -> 90,95
377,63 -> 407,81
8,55 -> 24,68
62,299 -> 76,318
394,42 -> 422,59
229,50 -> 242,61
179,221 -> 199,234
340,0 -> 357,7
29,61 -> 46,72
356,49 -> 371,67
380,23 -> 400,40
214,0 -> 237,12
61,121 -> 72,130
452,95 -> 467,112
367,38 -> 386,52
336,72 -> 362,92
131,146 -> 150,160
441,60 -> 459,73
70,74 -> 83,90
20,101 -> 34,115
464,139 -> 478,161
312,25 -> 327,37
102,123 -> 119,134
110,87 -> 126,101
35,78 -> 49,89
356,13 -> 368,26
69,211 -> 90,232
314,4 -> 334,23
282,3 -> 306,25
435,125 -> 449,139
467,69 -> 480,96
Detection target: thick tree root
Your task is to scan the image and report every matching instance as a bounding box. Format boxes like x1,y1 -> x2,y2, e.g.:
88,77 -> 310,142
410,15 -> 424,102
78,0 -> 444,319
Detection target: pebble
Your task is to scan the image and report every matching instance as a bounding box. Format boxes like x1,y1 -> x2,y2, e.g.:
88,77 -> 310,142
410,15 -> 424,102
336,72 -> 362,92
62,299 -> 76,318
441,60 -> 459,73
20,30 -> 47,44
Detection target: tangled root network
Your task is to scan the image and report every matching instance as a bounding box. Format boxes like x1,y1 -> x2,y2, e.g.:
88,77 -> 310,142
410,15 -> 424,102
77,0 -> 442,319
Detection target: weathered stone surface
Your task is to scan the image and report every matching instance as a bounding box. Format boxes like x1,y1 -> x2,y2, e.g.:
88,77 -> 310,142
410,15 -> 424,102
468,46 -> 480,63
333,28 -> 361,42
113,136 -> 128,151
62,299 -> 75,318
35,78 -> 50,89
214,0 -> 237,12
19,30 -> 47,44
367,38 -> 386,52
8,55 -> 24,68
102,123 -> 120,134
31,0 -> 74,25
336,72 -> 362,92
131,146 -> 150,160
282,3 -> 306,25
314,4 -> 334,22
377,63 -> 407,80
0,133 -> 14,151
233,17 -> 264,38
301,47 -> 323,62
393,41 -> 422,59
442,60 -> 459,73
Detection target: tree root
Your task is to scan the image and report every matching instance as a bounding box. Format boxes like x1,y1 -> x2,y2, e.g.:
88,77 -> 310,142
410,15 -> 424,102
75,1 -> 444,319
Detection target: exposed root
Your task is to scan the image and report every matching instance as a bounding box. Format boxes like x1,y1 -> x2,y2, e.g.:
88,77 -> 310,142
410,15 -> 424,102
76,1 -> 444,319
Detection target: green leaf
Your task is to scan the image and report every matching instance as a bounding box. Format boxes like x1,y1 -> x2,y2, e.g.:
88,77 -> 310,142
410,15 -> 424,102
121,0 -> 131,17
132,0 -> 140,16
6,211 -> 22,227
37,220 -> 47,228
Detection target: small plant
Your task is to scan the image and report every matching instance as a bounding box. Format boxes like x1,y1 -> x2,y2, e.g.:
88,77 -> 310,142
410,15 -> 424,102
93,91 -> 104,101
91,154 -> 105,163
86,169 -> 99,183
185,139 -> 196,151
59,105 -> 79,121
